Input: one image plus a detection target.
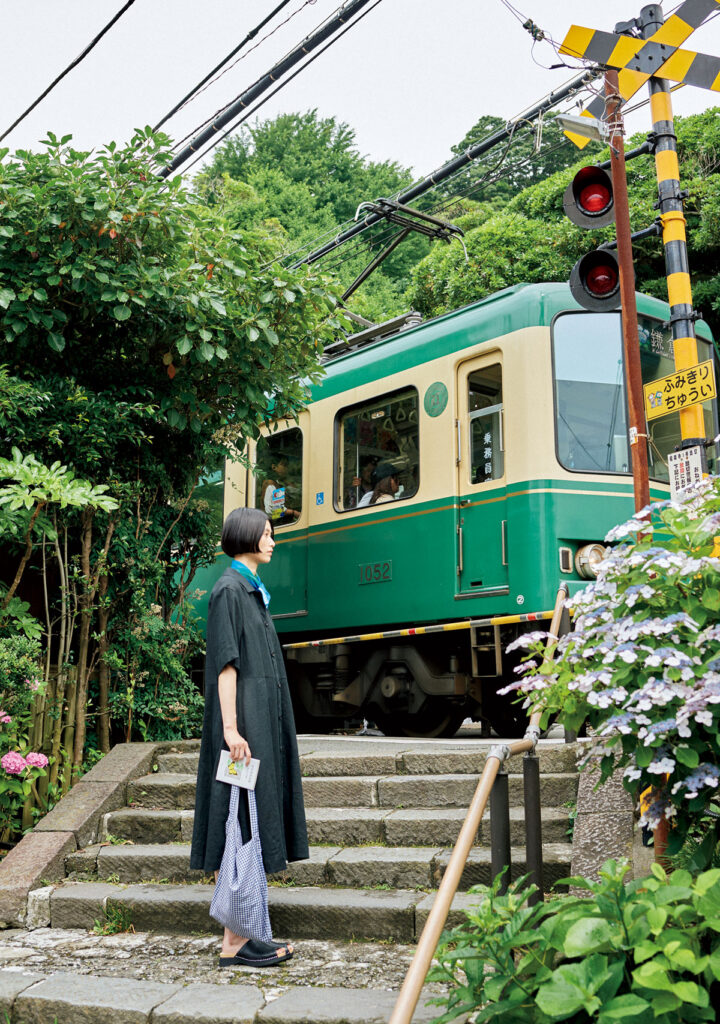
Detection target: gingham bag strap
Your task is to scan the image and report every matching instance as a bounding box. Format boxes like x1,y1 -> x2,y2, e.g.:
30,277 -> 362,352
226,781 -> 241,836
247,787 -> 261,846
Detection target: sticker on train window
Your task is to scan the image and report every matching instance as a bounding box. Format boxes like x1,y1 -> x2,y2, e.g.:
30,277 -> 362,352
358,560 -> 392,584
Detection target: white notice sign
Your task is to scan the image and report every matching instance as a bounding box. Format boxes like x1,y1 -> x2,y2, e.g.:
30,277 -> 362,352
668,446 -> 704,501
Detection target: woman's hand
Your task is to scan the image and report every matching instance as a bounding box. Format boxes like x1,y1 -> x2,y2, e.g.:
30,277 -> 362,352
224,727 -> 252,766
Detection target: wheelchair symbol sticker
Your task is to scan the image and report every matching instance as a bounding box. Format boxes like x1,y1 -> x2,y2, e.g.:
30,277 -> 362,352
316,492 -> 324,506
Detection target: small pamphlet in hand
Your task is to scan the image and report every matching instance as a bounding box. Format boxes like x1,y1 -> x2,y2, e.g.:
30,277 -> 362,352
216,749 -> 260,790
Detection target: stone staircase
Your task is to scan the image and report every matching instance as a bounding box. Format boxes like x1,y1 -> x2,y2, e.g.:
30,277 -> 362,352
54,736 -> 577,941
1,735 -> 578,1023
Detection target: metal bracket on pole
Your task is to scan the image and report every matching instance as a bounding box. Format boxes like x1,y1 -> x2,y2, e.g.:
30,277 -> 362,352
488,743 -> 511,766
523,723 -> 542,751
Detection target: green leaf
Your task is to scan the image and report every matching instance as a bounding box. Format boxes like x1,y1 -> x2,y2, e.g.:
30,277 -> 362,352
675,747 -> 700,768
598,994 -> 650,1022
113,304 -> 131,321
246,325 -> 260,342
563,917 -> 615,956
208,297 -> 226,316
702,587 -> 720,610
283,289 -> 296,302
670,980 -> 708,1006
176,337 -> 192,355
199,342 -> 214,361
633,960 -> 672,991
647,907 -> 667,934
0,286 -> 15,308
199,328 -> 212,341
47,332 -> 65,352
263,327 -> 279,346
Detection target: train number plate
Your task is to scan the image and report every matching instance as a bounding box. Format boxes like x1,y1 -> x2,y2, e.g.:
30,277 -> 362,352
358,560 -> 392,585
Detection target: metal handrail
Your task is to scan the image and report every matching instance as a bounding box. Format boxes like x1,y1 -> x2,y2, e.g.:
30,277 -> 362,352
388,582 -> 569,1024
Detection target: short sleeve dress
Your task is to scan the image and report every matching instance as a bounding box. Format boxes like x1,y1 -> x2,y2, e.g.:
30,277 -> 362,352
190,567 -> 309,875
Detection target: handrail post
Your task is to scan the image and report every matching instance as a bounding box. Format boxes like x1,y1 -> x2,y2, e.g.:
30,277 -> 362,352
489,743 -> 511,894
523,751 -> 544,904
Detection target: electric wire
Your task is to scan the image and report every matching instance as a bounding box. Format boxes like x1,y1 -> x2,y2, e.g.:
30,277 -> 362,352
0,0 -> 139,144
174,0 -> 385,180
153,0 -> 300,132
163,0 -> 322,148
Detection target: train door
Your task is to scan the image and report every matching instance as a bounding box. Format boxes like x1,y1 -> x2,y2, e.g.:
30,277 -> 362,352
455,355 -> 509,596
251,425 -> 308,617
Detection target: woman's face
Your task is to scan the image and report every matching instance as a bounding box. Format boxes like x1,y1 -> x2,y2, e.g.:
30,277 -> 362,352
257,521 -> 275,563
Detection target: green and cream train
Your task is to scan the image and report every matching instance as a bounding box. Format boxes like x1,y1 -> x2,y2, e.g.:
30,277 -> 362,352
196,282 -> 718,737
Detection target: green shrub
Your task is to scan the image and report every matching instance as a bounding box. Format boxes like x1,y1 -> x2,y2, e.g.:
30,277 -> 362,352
430,859 -> 720,1024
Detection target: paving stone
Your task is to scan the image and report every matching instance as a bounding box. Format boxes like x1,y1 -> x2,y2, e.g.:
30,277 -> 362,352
107,884 -> 219,935
34,780 -> 126,846
400,743 -> 577,775
152,981 -> 264,1024
25,886 -> 53,930
432,843 -> 573,890
0,970 -> 44,1017
328,846 -> 441,889
127,774 -> 197,809
267,886 -> 421,942
180,811 -> 195,842
301,777 -> 378,808
270,847 -> 341,886
300,753 -> 398,777
102,808 -> 184,844
257,986 -> 439,1024
155,752 -> 199,774
97,844 -> 206,884
383,809 -> 479,847
0,831 -> 76,927
305,808 -> 388,845
13,970 -> 179,1024
80,742 -> 158,786
50,882 -> 118,930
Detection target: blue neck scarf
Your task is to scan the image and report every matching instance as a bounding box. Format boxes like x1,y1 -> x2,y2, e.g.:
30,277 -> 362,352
231,559 -> 271,608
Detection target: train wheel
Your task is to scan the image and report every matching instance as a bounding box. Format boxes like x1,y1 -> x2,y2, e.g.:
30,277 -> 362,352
372,699 -> 466,739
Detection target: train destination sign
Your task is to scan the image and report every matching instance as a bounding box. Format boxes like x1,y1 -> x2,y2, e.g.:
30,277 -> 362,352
643,359 -> 717,422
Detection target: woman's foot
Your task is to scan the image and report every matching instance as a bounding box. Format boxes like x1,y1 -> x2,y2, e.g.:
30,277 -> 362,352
219,938 -> 294,968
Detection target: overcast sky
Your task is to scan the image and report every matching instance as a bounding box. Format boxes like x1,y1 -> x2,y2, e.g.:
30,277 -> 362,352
3,1 -> 720,180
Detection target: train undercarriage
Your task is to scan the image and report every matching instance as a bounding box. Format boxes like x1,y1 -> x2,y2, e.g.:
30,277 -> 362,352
284,621 -> 533,738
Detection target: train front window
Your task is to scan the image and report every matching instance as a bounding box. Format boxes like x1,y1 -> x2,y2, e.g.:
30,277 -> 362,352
252,427 -> 303,526
552,312 -> 716,481
336,388 -> 419,510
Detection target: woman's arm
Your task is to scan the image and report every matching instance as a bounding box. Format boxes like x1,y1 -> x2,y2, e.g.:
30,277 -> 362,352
218,663 -> 252,765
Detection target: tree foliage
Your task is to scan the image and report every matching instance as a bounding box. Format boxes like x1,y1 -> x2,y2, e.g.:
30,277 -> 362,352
0,129 -> 343,790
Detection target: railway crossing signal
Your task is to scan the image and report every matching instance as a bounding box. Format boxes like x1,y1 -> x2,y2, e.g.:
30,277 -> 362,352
559,0 -> 720,149
563,165 -> 622,311
562,166 -> 614,228
569,249 -> 621,312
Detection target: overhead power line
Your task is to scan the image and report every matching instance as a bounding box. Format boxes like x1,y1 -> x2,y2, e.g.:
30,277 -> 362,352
153,0 -> 301,133
0,0 -> 138,144
290,68 -> 601,268
176,0 -> 385,180
159,0 -> 380,179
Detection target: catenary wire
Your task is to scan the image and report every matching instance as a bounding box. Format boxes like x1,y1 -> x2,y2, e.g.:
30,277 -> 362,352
153,0 -> 300,132
0,0 -> 139,144
174,0 -> 385,179
167,0 -> 372,158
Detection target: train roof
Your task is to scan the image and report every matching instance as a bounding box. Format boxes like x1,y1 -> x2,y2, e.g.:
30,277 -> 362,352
309,282 -> 714,402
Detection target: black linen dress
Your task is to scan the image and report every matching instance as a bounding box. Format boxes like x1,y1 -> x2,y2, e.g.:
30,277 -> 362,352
190,567 -> 309,875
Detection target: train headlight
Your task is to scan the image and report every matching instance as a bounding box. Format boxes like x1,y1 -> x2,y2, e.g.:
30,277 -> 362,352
575,543 -> 607,579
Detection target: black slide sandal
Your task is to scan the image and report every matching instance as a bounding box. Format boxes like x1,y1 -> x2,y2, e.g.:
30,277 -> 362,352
219,938 -> 294,968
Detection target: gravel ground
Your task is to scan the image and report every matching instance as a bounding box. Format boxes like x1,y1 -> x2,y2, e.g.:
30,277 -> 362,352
0,927 -> 449,1001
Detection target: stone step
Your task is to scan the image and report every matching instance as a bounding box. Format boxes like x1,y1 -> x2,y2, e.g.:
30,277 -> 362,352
49,881 -> 423,942
155,741 -> 578,777
0,968 -> 440,1024
67,841 -> 572,891
102,803 -> 571,847
128,771 -> 577,810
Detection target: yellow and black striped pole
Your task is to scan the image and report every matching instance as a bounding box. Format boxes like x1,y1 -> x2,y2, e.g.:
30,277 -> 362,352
641,3 -> 706,446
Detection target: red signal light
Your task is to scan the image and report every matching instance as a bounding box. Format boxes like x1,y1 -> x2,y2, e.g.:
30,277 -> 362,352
563,165 -> 614,228
585,261 -> 619,296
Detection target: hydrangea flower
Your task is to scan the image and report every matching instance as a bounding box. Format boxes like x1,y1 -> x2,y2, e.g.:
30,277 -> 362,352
1,751 -> 27,775
0,710 -> 12,725
24,752 -> 49,769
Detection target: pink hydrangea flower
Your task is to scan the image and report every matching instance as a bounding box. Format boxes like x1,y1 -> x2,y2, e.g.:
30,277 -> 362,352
1,751 -> 27,775
0,710 -> 12,725
25,678 -> 41,693
24,752 -> 49,769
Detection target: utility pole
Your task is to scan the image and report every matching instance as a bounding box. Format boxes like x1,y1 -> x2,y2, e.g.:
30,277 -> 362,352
604,69 -> 651,513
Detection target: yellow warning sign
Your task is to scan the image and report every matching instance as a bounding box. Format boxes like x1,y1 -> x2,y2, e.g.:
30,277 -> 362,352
643,359 -> 717,422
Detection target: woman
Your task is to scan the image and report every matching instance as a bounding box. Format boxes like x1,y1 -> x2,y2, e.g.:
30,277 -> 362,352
190,507 -> 308,967
368,461 -> 401,506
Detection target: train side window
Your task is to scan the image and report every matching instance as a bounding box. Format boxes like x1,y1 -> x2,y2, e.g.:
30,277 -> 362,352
252,427 -> 303,526
468,365 -> 504,484
336,388 -> 419,511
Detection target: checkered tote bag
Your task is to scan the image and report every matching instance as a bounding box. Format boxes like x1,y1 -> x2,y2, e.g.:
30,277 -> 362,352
209,784 -> 272,941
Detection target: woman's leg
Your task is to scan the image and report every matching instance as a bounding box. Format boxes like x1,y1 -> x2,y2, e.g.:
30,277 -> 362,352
214,870 -> 291,957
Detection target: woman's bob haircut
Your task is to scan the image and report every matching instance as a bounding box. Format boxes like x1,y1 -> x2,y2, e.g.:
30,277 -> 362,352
221,507 -> 273,557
